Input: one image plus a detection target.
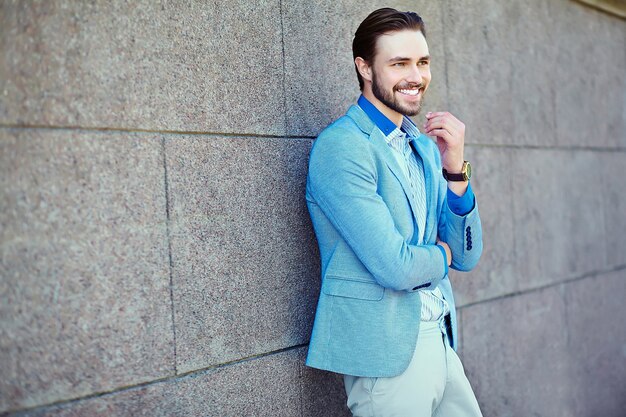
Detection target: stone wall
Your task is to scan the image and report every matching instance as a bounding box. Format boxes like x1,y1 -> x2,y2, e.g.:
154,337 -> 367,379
1,1 -> 624,416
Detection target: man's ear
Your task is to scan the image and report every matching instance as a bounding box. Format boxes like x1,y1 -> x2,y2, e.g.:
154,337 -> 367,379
355,57 -> 372,83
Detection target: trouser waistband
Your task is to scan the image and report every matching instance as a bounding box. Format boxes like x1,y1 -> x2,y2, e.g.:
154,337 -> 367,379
420,314 -> 451,341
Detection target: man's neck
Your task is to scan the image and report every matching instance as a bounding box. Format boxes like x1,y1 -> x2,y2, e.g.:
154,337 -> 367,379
362,89 -> 403,127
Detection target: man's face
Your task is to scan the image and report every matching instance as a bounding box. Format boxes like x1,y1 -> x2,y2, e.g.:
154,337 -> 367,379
370,30 -> 431,117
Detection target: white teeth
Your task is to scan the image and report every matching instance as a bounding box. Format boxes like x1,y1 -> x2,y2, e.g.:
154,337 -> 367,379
399,89 -> 420,96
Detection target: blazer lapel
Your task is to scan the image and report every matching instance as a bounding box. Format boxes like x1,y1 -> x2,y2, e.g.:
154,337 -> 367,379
369,127 -> 424,229
346,105 -> 426,235
410,135 -> 439,243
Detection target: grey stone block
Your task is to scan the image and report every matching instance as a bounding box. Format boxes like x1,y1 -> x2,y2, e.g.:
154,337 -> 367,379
564,270 -> 626,416
282,0 -> 447,137
301,362 -> 350,417
165,135 -> 320,373
14,348 -> 307,417
0,1 -> 285,135
510,148 -> 607,289
602,152 -> 626,267
445,1 -> 519,146
459,285 -> 573,417
551,0 -> 626,149
446,0 -> 626,149
461,271 -> 626,416
451,147 -> 516,306
0,128 -> 174,412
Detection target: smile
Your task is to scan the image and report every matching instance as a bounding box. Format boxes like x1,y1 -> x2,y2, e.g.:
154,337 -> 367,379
397,88 -> 421,97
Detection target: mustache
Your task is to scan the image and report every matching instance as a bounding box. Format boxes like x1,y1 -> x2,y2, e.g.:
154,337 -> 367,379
394,83 -> 425,90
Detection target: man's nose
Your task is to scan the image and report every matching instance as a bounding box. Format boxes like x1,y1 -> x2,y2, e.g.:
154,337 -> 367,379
407,65 -> 423,83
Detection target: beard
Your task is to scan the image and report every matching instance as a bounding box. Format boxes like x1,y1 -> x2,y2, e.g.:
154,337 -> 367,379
371,71 -> 425,117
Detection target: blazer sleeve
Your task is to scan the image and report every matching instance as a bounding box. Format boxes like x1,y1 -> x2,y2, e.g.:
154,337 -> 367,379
307,129 -> 447,291
437,185 -> 483,272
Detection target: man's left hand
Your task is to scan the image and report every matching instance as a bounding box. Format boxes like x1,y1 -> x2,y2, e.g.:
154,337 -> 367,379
423,111 -> 465,173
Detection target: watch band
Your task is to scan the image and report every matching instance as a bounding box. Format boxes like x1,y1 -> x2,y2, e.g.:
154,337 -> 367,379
442,161 -> 471,182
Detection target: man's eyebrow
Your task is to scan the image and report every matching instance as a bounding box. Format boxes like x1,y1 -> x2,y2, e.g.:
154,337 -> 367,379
387,55 -> 430,62
387,56 -> 411,62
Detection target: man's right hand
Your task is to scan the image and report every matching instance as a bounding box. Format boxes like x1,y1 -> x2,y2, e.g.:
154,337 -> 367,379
437,240 -> 452,266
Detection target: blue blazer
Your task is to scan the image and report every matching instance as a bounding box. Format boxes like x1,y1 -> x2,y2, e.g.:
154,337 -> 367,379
305,105 -> 483,378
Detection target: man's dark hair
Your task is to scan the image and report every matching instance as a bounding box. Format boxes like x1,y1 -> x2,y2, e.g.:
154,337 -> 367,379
352,8 -> 426,91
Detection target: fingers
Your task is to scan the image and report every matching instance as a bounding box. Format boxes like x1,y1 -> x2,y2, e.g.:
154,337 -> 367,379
424,121 -> 459,139
428,128 -> 453,141
425,111 -> 448,119
424,114 -> 449,131
424,114 -> 461,130
423,111 -> 465,141
424,111 -> 462,125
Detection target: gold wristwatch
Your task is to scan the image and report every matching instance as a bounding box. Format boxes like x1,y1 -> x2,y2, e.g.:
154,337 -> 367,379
442,161 -> 471,182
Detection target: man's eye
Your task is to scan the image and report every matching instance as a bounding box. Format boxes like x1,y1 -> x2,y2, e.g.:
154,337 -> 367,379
418,60 -> 429,66
393,62 -> 405,67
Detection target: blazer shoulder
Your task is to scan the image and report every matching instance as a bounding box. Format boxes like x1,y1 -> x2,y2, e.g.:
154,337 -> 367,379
317,114 -> 368,142
311,115 -> 372,161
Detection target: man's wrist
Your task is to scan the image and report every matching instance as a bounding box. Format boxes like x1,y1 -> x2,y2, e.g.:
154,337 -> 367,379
443,160 -> 464,173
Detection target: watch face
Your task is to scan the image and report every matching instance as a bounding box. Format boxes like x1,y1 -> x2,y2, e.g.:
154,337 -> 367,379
465,161 -> 472,180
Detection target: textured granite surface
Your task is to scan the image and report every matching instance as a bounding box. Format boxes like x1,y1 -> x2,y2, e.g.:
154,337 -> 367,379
460,270 -> 626,416
0,0 -> 285,135
164,135 -> 320,373
10,348 -> 306,417
300,364 -> 350,417
445,0 -> 527,145
510,148 -> 607,288
563,270 -> 626,415
454,146 -> 625,306
459,284 -> 573,416
282,0 -> 448,137
602,152 -> 626,267
450,147 -> 516,306
0,128 -> 173,413
552,0 -> 626,149
445,0 -> 626,148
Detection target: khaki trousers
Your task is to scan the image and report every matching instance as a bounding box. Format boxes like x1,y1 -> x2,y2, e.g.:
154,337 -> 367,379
343,321 -> 483,417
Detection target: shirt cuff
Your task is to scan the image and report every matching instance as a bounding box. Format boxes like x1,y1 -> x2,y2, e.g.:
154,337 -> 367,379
447,181 -> 475,216
436,244 -> 449,277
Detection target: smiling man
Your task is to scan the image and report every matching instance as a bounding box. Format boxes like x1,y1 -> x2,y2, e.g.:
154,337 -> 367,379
305,8 -> 483,417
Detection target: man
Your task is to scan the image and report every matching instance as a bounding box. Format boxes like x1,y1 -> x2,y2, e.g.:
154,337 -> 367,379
305,8 -> 483,417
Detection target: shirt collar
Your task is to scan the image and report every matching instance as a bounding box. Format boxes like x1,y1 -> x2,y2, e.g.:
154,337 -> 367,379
357,95 -> 422,141
357,95 -> 398,137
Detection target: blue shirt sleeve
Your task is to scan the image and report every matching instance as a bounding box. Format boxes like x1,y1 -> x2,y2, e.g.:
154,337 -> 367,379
435,244 -> 449,277
447,181 -> 475,216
